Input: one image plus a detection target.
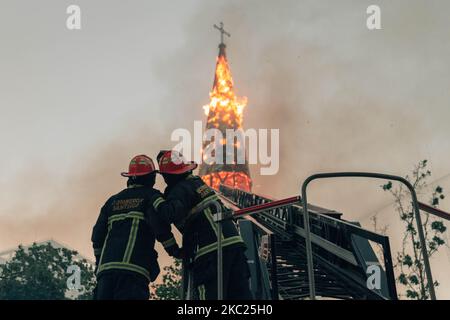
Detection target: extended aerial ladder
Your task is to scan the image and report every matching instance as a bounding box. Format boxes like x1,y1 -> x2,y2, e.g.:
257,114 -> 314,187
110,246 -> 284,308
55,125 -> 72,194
181,172 -> 450,300
218,184 -> 396,300
183,172 -> 450,300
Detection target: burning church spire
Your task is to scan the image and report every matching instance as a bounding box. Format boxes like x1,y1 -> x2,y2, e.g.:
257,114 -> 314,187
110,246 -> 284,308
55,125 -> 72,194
199,22 -> 252,192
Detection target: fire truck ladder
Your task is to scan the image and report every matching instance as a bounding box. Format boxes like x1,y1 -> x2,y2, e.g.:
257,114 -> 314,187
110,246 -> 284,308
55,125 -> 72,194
218,184 -> 397,300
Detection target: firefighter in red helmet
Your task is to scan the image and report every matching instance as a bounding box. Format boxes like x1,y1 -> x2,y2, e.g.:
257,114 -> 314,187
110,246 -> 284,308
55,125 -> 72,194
151,150 -> 253,300
91,155 -> 181,300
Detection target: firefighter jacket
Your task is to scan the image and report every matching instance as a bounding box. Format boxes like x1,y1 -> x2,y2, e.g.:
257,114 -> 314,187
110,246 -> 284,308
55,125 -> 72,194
152,175 -> 245,262
91,184 -> 179,282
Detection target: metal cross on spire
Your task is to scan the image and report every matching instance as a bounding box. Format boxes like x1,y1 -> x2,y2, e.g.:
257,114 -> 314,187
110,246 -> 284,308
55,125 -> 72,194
214,22 -> 230,44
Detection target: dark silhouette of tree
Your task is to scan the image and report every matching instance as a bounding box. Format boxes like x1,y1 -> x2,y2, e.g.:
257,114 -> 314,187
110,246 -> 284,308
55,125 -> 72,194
381,160 -> 446,299
0,242 -> 96,300
150,259 -> 182,300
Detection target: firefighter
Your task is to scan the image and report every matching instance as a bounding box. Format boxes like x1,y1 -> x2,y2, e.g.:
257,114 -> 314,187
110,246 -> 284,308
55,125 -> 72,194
91,154 -> 181,300
151,150 -> 253,300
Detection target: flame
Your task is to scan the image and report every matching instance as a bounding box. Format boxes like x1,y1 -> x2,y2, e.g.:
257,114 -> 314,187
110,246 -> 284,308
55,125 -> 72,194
205,55 -> 247,128
201,172 -> 252,192
200,52 -> 252,192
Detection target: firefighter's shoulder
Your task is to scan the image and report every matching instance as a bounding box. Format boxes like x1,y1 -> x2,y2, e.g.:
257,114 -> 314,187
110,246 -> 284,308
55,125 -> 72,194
171,176 -> 199,194
101,193 -> 118,211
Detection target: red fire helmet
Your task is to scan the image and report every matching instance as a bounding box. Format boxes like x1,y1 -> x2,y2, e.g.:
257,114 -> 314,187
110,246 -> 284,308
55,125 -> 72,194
121,155 -> 157,177
158,150 -> 198,175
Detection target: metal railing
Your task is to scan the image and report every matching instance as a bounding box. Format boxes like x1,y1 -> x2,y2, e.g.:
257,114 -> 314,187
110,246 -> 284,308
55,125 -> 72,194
213,196 -> 300,300
218,194 -> 279,299
241,215 -> 279,299
418,201 -> 450,221
301,172 -> 436,300
219,184 -> 397,300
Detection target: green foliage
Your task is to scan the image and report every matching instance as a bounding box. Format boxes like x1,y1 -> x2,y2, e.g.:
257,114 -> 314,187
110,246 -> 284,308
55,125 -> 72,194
382,181 -> 392,191
407,289 -> 419,299
431,221 -> 446,233
402,255 -> 413,267
381,160 -> 446,300
398,273 -> 407,285
150,259 -> 182,300
0,242 -> 96,300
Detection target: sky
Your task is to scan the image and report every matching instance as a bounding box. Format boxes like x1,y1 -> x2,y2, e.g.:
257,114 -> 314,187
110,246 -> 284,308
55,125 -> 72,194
0,0 -> 449,298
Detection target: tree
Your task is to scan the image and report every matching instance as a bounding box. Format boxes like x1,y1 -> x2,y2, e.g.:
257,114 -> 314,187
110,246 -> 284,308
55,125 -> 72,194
381,160 -> 446,299
0,242 -> 96,300
150,259 -> 182,300
370,214 -> 389,263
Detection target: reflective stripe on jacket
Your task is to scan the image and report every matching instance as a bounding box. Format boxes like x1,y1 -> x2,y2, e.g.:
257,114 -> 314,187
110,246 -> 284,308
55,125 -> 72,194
152,175 -> 245,261
92,185 -> 179,281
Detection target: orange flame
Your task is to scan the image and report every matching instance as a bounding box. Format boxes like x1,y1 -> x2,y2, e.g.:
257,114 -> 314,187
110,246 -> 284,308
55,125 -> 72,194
202,172 -> 252,192
201,54 -> 251,192
203,55 -> 247,129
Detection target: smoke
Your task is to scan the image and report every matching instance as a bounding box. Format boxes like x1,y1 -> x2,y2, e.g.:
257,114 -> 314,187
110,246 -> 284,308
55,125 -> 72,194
149,0 -> 450,296
0,128 -> 167,253
150,0 -> 450,215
